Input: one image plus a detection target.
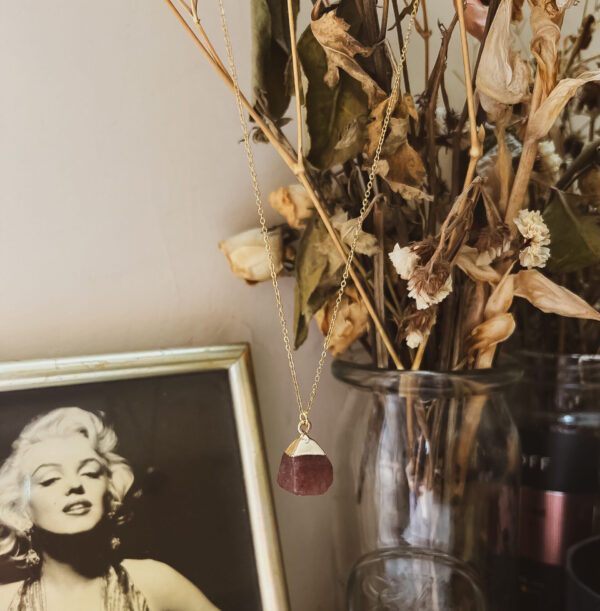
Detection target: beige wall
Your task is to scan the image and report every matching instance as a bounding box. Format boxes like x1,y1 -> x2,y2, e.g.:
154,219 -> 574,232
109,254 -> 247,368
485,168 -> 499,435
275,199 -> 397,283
0,2 -> 589,610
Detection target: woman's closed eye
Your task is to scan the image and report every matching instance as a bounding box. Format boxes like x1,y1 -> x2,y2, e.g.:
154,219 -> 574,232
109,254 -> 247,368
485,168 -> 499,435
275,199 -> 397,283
81,470 -> 102,479
39,476 -> 60,487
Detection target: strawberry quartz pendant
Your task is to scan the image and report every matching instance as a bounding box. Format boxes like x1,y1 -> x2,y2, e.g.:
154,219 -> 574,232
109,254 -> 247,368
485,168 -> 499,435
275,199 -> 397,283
277,435 -> 333,496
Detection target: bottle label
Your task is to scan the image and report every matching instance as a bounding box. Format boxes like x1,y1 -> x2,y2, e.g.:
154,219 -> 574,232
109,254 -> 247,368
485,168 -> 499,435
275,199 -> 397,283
519,486 -> 597,566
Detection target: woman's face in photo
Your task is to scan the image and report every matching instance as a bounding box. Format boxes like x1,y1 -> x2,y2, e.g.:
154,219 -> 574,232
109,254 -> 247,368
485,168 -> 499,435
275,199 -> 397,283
21,434 -> 109,535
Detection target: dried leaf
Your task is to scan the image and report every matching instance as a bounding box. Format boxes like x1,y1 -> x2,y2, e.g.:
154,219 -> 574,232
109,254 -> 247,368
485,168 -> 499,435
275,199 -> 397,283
310,7 -> 385,107
456,246 -> 502,283
379,143 -> 426,188
528,71 -> 600,141
467,313 -> 516,357
544,191 -> 600,272
330,208 -> 378,257
467,269 -> 515,367
404,95 -> 418,121
364,94 -> 415,161
529,5 -> 561,95
484,270 -> 515,318
297,24 -> 369,169
528,0 -> 577,19
332,115 -> 368,162
477,0 -> 530,106
375,163 -> 434,201
314,285 -> 370,355
293,214 -> 342,348
514,269 -> 600,321
251,0 -> 299,119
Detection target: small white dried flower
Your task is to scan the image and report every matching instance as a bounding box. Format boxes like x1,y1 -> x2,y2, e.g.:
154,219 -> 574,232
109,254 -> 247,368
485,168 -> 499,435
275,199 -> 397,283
408,274 -> 453,310
519,243 -> 551,268
537,140 -> 561,183
388,243 -> 419,280
514,209 -> 551,269
405,330 -> 424,349
402,305 -> 436,349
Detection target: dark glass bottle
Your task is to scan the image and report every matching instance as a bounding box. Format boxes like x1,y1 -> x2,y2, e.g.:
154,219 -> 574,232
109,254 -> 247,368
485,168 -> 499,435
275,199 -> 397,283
511,352 -> 600,611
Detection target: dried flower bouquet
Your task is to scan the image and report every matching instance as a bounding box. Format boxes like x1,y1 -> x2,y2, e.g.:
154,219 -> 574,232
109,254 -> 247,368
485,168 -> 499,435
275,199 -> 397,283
204,0 -> 600,370
162,0 -> 600,597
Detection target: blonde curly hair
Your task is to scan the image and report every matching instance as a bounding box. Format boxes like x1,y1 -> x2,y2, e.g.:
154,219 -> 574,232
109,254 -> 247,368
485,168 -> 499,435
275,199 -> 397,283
0,407 -> 134,566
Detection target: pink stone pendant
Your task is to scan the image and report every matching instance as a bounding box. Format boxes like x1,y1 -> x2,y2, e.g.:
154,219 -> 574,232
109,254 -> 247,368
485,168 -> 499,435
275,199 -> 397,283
277,435 -> 333,496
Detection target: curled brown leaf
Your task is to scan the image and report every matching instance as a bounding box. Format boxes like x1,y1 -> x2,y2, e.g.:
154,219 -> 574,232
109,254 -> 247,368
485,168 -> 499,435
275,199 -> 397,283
467,313 -> 516,361
528,70 -> 600,141
513,269 -> 600,321
364,95 -> 415,161
315,285 -> 370,355
310,9 -> 385,107
456,246 -> 502,283
529,5 -> 561,94
379,143 -> 426,188
484,270 -> 516,318
477,0 -> 530,108
375,163 -> 434,201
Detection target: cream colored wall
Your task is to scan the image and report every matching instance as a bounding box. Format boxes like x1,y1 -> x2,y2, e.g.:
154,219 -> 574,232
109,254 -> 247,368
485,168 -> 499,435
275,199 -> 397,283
0,2 -> 589,610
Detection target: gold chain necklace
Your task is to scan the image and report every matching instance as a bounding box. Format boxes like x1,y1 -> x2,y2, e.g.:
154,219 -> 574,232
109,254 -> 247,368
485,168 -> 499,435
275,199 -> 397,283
218,0 -> 420,495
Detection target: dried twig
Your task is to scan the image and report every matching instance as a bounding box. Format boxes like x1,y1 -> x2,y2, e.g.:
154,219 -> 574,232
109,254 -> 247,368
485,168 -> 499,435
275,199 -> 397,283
504,70 -> 545,228
163,0 -> 406,369
455,0 -> 483,188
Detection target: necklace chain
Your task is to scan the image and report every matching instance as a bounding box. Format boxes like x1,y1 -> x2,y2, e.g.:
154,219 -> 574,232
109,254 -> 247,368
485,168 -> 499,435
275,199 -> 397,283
217,0 -> 420,434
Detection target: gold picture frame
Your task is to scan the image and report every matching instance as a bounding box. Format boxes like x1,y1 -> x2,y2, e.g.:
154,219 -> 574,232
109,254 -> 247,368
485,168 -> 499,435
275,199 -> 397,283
0,344 -> 289,611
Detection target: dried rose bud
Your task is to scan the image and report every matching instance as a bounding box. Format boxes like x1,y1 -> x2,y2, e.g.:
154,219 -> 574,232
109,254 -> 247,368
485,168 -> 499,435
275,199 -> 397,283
454,0 -> 489,40
315,286 -> 370,355
269,185 -> 314,229
218,227 -> 283,285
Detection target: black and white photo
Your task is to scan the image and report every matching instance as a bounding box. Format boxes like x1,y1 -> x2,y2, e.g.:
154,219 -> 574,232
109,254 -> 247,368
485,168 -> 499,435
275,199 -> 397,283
0,347 -> 287,611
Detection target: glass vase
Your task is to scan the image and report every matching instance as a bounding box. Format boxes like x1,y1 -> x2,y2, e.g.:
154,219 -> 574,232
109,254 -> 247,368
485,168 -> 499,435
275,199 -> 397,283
331,361 -> 521,611
510,351 -> 600,611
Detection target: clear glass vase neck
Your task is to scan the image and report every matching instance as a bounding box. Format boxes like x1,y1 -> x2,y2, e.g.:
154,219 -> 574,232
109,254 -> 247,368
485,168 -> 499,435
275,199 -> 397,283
331,359 -> 522,396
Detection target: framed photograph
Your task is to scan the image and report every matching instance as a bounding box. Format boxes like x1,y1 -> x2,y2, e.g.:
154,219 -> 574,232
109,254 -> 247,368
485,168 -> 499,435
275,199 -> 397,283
0,345 -> 289,611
